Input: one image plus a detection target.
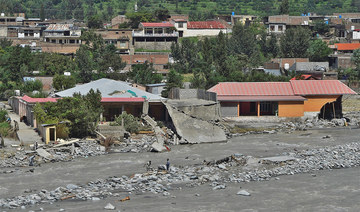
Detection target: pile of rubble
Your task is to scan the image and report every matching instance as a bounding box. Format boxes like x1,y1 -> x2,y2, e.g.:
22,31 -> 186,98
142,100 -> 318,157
1,142 -> 359,209
232,116 -> 360,137
114,135 -> 157,153
0,140 -> 107,168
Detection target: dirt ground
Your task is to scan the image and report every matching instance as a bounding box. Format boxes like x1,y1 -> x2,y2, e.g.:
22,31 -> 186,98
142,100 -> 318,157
1,127 -> 360,211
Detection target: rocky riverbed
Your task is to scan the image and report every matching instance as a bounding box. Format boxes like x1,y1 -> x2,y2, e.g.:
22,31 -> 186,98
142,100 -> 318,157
1,141 -> 359,209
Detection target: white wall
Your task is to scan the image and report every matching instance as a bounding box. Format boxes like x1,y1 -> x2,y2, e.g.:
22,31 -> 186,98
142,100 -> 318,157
34,32 -> 40,38
353,31 -> 360,39
183,29 -> 227,37
18,32 -> 25,38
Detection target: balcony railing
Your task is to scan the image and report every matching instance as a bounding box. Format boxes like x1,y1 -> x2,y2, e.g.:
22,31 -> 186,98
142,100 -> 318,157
132,31 -> 179,37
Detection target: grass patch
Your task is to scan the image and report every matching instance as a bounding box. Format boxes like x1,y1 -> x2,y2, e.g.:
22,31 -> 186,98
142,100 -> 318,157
182,73 -> 193,82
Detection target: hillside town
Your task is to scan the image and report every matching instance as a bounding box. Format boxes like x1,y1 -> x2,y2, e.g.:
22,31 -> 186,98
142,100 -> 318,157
0,2 -> 360,211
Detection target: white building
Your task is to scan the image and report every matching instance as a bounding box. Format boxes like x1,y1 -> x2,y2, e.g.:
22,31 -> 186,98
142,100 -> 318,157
172,20 -> 230,37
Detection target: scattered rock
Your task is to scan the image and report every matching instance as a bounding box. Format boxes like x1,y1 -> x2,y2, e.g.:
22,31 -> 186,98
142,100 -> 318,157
237,190 -> 251,196
104,203 -> 116,210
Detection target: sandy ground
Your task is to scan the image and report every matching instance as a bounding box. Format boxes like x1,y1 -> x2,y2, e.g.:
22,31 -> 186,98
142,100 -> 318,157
1,127 -> 360,211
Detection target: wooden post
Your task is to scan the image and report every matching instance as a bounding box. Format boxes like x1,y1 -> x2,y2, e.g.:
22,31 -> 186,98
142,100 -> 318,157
237,102 -> 240,117
257,102 -> 260,117
332,102 -> 336,119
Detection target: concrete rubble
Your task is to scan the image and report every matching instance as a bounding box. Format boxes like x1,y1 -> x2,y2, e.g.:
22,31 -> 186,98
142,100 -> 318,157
0,135 -> 158,168
1,142 -> 359,209
231,114 -> 360,137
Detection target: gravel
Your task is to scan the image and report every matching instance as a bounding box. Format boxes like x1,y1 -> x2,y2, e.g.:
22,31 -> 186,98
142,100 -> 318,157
1,141 -> 359,209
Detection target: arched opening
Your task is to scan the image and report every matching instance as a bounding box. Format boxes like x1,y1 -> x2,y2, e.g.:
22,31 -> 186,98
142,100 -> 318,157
318,96 -> 343,120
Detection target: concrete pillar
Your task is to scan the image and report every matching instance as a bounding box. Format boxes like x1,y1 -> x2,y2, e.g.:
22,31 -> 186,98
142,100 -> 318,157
142,100 -> 149,115
121,105 -> 125,113
257,102 -> 260,117
100,113 -> 103,122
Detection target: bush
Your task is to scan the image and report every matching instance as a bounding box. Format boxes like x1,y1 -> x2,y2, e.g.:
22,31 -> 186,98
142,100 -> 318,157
114,112 -> 140,134
0,122 -> 11,137
0,109 -> 8,122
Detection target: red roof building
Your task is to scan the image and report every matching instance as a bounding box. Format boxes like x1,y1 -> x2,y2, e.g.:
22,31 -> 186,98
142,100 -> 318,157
140,22 -> 174,28
334,43 -> 360,51
208,80 -> 356,118
187,21 -> 226,29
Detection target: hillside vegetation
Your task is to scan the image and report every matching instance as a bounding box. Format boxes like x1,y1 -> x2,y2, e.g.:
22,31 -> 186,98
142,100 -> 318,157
0,0 -> 359,21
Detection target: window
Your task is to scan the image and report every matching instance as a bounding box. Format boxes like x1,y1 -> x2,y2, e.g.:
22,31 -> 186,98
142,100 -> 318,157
278,25 -> 283,31
116,32 -> 119,34
120,41 -> 126,47
270,25 -> 275,31
250,102 -> 256,113
178,22 -> 183,28
145,28 -> 153,34
154,28 -> 163,34
260,102 -> 272,112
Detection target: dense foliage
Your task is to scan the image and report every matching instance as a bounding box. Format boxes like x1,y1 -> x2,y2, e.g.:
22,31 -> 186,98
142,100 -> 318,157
114,112 -> 140,133
169,24 -> 294,90
33,89 -> 103,138
0,0 -> 357,21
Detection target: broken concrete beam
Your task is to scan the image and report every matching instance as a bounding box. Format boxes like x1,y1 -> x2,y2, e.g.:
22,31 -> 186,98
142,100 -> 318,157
151,142 -> 166,152
164,103 -> 227,144
53,139 -> 80,148
36,148 -> 54,160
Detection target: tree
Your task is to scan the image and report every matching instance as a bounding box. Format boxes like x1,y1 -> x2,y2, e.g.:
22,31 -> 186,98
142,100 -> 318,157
279,0 -> 289,14
34,89 -> 103,138
75,47 -> 94,83
125,12 -> 155,29
154,9 -> 170,21
351,49 -> 360,80
307,39 -> 332,62
53,74 -> 76,91
313,21 -> 330,35
161,69 -> 183,97
266,33 -> 279,58
230,23 -> 261,66
0,38 -> 12,49
88,15 -> 103,29
40,4 -> 45,21
280,27 -> 311,58
128,61 -> 162,85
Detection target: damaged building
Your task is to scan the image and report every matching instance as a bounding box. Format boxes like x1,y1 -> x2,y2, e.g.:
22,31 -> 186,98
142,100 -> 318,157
208,80 -> 357,119
54,78 -> 166,121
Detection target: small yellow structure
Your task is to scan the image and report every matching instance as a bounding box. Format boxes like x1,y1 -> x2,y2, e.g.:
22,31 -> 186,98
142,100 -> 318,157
40,124 -> 56,144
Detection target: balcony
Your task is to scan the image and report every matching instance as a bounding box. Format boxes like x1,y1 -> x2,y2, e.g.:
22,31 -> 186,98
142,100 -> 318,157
132,31 -> 179,37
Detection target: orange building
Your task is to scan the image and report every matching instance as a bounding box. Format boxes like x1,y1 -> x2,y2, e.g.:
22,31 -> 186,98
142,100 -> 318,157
208,80 -> 357,119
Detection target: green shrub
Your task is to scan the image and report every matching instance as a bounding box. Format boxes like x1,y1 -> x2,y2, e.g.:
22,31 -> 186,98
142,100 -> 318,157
0,122 -> 11,137
114,112 -> 140,134
0,109 -> 7,122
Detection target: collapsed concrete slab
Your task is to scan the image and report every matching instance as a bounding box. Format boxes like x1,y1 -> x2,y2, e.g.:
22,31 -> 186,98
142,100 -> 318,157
36,148 -> 54,160
164,103 -> 227,144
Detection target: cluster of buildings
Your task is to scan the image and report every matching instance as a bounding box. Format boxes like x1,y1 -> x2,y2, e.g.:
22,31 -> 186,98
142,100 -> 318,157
3,12 -> 360,76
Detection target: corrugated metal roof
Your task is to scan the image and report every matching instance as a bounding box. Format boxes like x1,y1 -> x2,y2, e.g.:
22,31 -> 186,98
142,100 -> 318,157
22,95 -> 58,103
335,43 -> 360,51
44,24 -> 72,31
290,80 -> 357,95
187,21 -> 226,29
208,82 -> 295,96
54,78 -> 165,102
141,22 -> 174,27
218,95 -> 306,102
